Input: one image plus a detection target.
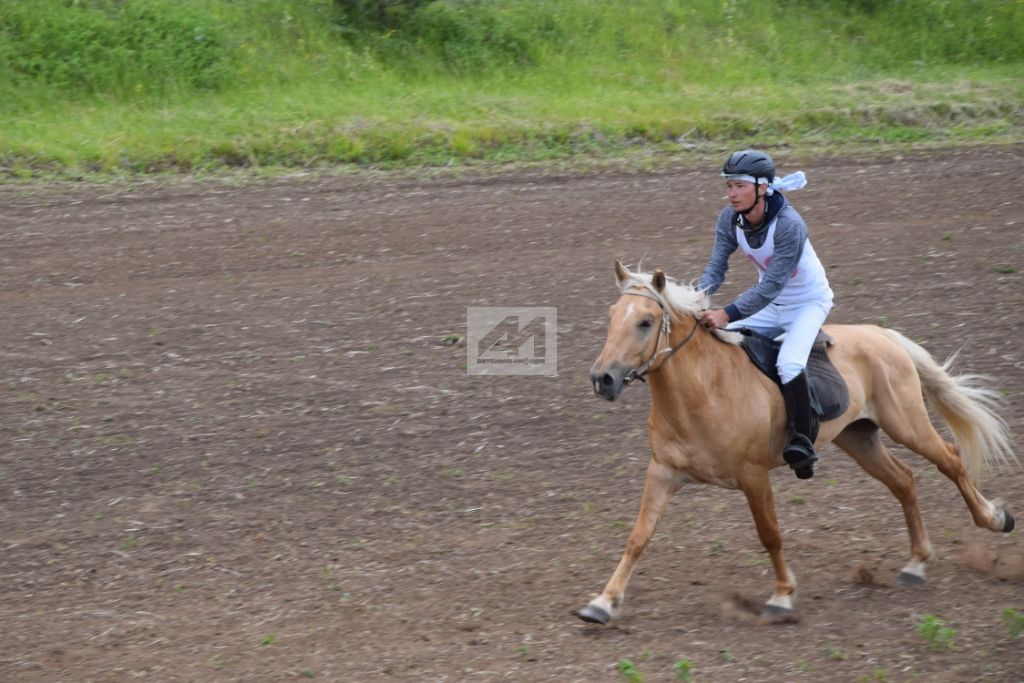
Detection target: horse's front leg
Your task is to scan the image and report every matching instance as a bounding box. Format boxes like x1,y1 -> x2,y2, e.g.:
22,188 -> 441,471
738,468 -> 797,617
576,460 -> 683,624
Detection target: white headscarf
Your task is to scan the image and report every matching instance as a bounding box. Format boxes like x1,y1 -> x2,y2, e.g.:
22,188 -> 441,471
723,170 -> 807,195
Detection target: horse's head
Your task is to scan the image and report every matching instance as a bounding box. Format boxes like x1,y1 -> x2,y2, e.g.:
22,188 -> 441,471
589,261 -> 671,400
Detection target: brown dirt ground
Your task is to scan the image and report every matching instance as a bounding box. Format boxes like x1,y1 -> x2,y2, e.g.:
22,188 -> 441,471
1,145 -> 1023,682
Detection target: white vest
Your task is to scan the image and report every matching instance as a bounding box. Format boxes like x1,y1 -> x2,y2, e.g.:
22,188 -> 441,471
736,220 -> 833,306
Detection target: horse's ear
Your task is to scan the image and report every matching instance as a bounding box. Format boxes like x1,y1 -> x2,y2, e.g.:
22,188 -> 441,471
614,260 -> 630,287
652,269 -> 666,293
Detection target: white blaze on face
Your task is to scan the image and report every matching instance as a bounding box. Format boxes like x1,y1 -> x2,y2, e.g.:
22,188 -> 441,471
624,302 -> 635,320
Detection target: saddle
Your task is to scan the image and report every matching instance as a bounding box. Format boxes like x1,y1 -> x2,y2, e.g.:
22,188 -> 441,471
736,328 -> 850,422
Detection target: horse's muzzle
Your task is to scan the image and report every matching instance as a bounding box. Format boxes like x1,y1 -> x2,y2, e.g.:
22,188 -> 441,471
590,364 -> 628,401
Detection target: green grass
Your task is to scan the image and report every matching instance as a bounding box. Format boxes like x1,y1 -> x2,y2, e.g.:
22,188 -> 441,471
2,0 -> 1023,178
917,614 -> 957,651
823,642 -> 848,661
1003,607 -> 1024,639
673,658 -> 694,681
617,658 -> 643,683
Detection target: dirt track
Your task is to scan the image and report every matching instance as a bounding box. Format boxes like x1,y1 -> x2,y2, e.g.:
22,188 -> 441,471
2,146 -> 1023,681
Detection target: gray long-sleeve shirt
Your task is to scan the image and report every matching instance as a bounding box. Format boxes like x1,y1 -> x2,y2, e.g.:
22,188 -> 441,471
698,193 -> 809,322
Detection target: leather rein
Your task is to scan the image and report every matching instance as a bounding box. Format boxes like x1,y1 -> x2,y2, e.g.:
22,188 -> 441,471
621,287 -> 701,386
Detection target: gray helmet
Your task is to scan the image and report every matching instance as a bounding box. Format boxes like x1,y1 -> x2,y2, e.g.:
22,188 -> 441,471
722,149 -> 775,183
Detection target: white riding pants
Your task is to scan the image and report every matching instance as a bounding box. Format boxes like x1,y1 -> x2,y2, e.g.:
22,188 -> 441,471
728,300 -> 832,383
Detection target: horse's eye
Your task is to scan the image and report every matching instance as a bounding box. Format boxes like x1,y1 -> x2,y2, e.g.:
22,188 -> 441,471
639,318 -> 654,329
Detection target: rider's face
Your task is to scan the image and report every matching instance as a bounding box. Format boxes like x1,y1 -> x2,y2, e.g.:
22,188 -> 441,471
726,179 -> 758,211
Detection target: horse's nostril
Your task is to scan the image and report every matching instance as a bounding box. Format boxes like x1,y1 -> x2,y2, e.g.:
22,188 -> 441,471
600,373 -> 615,387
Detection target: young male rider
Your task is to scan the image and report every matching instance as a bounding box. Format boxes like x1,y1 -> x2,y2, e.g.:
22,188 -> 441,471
697,149 -> 833,479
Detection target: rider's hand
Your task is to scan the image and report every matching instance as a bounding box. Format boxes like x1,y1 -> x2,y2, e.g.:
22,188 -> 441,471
700,308 -> 729,330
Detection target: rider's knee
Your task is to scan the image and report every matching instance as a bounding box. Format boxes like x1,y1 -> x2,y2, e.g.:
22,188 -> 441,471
777,362 -> 804,384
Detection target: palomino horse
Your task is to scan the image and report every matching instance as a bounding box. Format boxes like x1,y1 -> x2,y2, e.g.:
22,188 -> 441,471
576,261 -> 1017,624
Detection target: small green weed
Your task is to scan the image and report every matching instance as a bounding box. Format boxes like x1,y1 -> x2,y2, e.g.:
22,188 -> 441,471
673,658 -> 694,681
856,670 -> 888,682
823,642 -> 848,660
259,633 -> 277,646
1003,607 -> 1024,638
996,265 -> 1017,274
917,614 -> 956,650
208,655 -> 230,669
719,649 -> 734,663
617,658 -> 643,682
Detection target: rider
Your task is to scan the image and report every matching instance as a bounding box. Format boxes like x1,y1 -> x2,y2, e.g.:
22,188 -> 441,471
697,149 -> 833,479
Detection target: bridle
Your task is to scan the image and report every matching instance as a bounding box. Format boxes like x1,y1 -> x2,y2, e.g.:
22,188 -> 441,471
621,286 -> 702,386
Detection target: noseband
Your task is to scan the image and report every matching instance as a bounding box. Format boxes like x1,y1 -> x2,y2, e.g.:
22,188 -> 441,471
621,286 -> 701,385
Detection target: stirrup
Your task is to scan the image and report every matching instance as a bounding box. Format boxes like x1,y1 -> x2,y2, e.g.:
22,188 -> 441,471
783,432 -> 817,480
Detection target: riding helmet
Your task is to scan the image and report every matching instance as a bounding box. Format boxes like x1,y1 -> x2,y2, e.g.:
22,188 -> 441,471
721,149 -> 775,183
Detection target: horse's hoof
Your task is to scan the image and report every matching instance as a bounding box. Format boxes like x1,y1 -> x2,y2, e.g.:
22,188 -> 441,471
898,571 -> 925,587
1002,510 -> 1015,533
794,466 -> 814,480
575,604 -> 611,624
760,604 -> 795,621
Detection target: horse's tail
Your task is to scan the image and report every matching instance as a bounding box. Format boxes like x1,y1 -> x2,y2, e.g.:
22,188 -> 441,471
885,329 -> 1017,483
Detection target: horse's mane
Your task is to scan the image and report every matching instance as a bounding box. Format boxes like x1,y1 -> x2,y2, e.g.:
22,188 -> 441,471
618,266 -> 743,346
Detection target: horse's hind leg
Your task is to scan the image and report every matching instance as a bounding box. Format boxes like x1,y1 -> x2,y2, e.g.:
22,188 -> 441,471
576,460 -> 683,624
833,420 -> 933,585
877,405 -> 1012,533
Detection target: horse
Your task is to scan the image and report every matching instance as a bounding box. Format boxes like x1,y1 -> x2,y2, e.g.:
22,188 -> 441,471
576,261 -> 1018,624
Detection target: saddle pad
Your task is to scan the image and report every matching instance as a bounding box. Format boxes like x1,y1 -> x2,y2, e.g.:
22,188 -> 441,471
737,329 -> 850,422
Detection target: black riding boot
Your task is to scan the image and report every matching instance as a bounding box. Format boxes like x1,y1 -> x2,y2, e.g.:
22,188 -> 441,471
780,371 -> 818,479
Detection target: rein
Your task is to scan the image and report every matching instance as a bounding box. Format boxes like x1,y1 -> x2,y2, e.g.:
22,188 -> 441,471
621,288 -> 701,386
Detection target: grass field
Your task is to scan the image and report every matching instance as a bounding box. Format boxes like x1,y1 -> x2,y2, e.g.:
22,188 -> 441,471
1,0 -> 1022,178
